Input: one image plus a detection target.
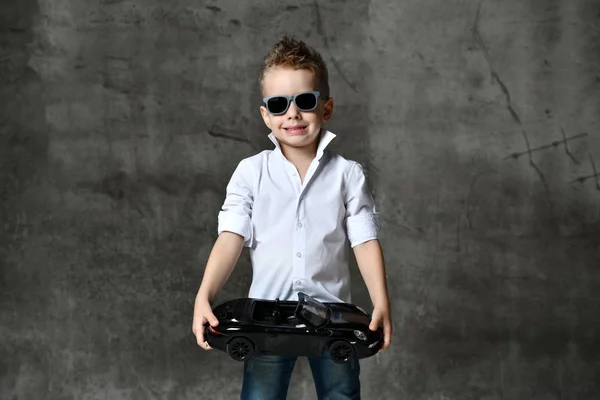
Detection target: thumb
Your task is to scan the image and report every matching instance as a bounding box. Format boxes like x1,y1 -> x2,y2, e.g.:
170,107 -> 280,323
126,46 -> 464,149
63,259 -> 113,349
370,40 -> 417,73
207,311 -> 219,327
369,312 -> 380,331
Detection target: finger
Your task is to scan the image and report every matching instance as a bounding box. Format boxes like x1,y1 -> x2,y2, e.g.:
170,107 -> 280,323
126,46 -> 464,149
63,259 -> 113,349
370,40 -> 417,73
196,326 -> 213,350
381,336 -> 390,351
196,329 -> 205,347
381,321 -> 393,352
378,339 -> 389,353
198,337 -> 212,350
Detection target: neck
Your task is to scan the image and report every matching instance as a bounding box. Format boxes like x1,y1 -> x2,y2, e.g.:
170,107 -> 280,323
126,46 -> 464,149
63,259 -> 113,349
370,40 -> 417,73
281,142 -> 317,165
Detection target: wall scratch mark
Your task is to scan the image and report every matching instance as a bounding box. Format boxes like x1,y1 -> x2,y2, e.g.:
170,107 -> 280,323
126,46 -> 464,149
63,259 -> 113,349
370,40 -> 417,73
520,129 -> 550,194
472,0 -> 520,126
472,0 -> 552,200
503,132 -> 587,160
207,125 -> 257,149
570,154 -> 600,191
561,127 -> 580,164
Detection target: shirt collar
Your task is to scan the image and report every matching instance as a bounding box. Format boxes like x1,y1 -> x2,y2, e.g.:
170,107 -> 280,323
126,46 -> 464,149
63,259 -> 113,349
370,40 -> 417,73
267,129 -> 337,161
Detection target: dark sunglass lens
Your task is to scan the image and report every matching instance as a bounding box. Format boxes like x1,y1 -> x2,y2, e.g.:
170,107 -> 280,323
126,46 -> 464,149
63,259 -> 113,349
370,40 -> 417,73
295,93 -> 317,110
267,97 -> 288,114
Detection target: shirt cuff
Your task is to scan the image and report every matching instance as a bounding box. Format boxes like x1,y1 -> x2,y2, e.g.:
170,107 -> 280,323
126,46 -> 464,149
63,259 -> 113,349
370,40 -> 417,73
346,212 -> 380,248
217,211 -> 254,247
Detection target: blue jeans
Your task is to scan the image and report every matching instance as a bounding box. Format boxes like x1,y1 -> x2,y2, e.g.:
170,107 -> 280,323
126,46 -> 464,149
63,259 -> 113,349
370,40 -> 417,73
240,351 -> 361,400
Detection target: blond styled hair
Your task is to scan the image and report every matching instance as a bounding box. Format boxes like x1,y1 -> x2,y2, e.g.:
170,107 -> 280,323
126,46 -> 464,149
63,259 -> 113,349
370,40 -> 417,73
259,35 -> 330,98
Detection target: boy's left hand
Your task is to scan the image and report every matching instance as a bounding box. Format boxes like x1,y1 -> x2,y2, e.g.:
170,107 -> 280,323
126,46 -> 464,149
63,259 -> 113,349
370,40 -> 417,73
369,306 -> 393,353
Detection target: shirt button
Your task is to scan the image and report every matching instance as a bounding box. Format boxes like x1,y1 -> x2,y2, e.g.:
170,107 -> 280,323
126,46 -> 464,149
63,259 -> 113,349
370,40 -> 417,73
292,172 -> 297,176
296,252 -> 302,258
295,280 -> 302,285
298,222 -> 303,228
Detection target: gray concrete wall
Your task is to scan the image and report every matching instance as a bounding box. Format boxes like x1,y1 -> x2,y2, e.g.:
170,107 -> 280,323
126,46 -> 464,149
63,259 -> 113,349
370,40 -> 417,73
1,0 -> 599,399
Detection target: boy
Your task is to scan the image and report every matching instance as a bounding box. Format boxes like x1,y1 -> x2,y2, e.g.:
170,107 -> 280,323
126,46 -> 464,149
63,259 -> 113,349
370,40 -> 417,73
192,36 -> 392,399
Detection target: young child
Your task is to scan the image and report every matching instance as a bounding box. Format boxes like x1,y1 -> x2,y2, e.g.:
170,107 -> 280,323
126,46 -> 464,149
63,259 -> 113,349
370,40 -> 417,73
193,36 -> 392,399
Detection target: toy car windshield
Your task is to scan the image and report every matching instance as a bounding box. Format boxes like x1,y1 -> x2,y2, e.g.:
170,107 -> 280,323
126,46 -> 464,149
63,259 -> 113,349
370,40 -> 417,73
294,292 -> 331,327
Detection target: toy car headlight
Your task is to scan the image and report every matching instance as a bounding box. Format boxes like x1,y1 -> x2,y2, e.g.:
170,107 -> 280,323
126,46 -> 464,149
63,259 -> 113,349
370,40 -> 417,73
353,330 -> 367,341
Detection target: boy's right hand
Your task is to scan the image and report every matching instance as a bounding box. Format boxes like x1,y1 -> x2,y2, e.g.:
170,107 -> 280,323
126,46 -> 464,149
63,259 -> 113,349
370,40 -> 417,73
192,296 -> 219,350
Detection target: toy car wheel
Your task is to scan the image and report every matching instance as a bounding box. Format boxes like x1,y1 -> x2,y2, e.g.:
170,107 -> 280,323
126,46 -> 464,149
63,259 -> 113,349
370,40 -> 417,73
329,340 -> 354,364
226,337 -> 254,361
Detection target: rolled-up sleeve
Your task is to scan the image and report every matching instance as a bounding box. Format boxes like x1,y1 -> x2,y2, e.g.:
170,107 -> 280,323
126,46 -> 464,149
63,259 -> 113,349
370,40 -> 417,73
344,162 -> 380,248
217,159 -> 254,247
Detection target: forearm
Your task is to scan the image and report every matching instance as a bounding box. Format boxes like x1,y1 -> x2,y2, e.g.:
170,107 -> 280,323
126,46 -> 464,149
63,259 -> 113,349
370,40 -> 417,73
196,231 -> 245,303
353,239 -> 390,309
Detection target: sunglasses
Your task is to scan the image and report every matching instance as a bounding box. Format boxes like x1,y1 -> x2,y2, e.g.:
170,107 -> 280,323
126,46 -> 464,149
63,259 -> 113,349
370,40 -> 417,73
262,91 -> 328,115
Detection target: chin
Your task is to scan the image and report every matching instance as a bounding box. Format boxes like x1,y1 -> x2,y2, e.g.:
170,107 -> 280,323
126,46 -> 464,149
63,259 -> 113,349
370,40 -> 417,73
280,133 -> 316,146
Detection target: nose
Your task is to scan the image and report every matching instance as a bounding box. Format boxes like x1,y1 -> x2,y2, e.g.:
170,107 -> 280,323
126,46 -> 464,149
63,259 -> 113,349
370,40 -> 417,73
286,101 -> 301,119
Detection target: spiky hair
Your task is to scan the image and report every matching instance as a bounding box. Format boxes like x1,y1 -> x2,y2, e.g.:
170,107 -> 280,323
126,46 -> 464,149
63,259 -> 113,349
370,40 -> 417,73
259,35 -> 329,97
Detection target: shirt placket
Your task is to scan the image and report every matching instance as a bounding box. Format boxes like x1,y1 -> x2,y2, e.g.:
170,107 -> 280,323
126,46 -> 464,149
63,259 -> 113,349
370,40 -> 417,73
288,159 -> 320,293
292,198 -> 306,292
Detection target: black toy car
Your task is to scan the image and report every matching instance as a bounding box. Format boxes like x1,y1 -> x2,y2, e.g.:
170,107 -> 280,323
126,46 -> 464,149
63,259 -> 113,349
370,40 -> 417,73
204,292 -> 383,364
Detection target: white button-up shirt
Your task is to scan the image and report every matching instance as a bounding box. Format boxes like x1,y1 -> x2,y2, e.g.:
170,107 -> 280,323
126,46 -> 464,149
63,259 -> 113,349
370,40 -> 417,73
217,130 -> 380,303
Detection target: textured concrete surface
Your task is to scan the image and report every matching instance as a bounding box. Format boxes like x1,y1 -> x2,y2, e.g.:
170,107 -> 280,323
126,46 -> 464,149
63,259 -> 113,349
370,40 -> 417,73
1,0 -> 599,399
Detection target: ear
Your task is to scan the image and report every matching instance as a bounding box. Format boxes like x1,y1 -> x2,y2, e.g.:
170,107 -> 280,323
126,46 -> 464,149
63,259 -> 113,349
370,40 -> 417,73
323,97 -> 334,122
260,105 -> 272,129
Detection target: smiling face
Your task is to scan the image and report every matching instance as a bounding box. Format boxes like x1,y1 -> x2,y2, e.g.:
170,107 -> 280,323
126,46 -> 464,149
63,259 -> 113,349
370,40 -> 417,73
260,66 -> 334,156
